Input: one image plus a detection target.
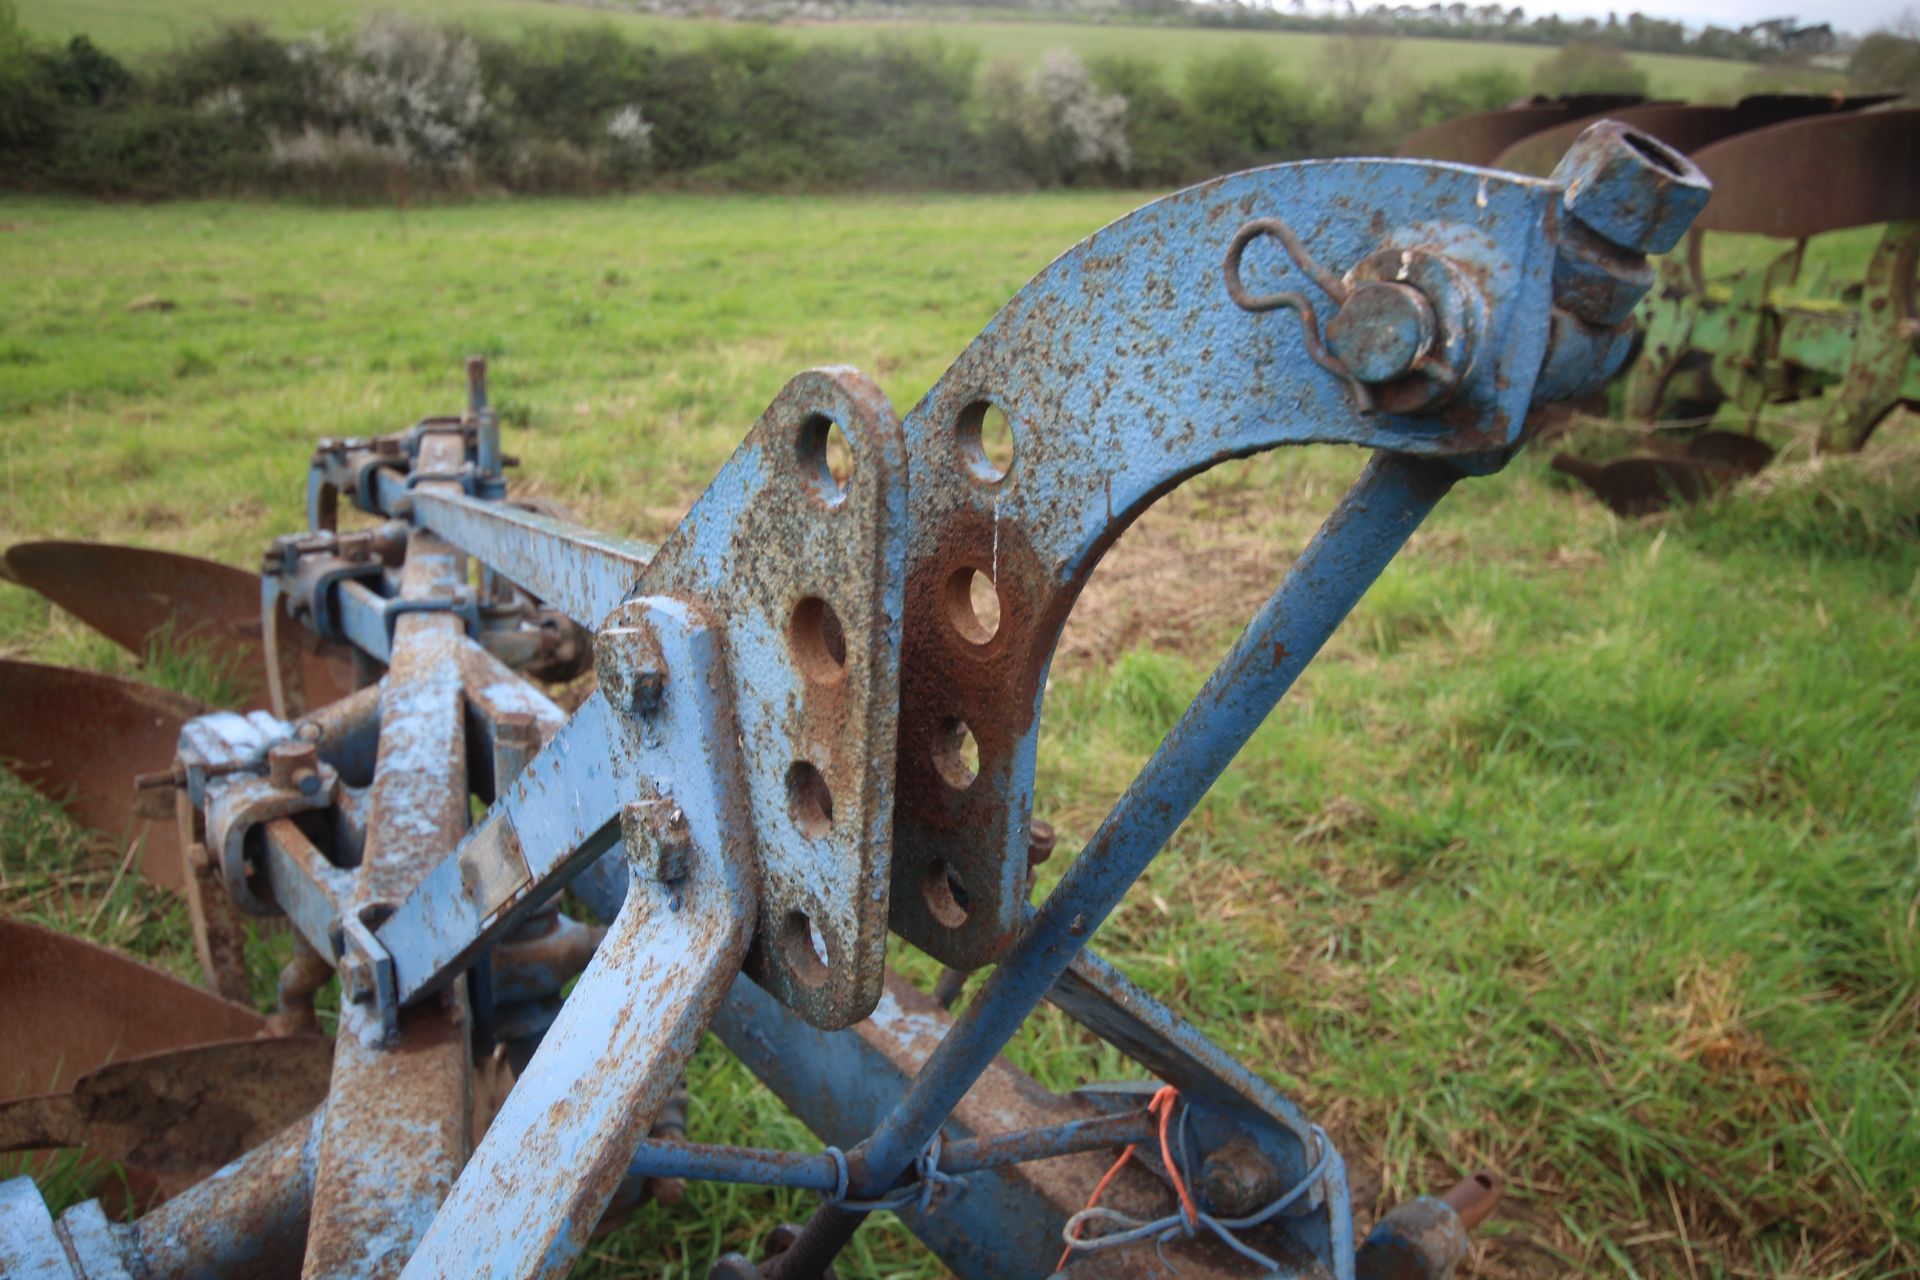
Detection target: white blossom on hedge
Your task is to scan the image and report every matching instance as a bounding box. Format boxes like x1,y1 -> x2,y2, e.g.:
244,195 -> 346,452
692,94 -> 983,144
1031,48 -> 1129,171
605,104 -> 653,157
196,85 -> 246,120
267,124 -> 402,169
296,18 -> 490,170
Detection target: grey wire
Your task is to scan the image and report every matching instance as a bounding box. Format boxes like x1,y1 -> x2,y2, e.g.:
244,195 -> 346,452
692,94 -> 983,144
823,1132 -> 964,1215
1057,1109 -> 1334,1276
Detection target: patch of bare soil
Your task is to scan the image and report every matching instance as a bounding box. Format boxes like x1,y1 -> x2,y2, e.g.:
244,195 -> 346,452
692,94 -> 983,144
1056,484 -> 1303,668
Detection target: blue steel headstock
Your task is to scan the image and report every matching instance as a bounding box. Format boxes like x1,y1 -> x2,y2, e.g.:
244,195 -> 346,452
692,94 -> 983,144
8,122 -> 1708,1280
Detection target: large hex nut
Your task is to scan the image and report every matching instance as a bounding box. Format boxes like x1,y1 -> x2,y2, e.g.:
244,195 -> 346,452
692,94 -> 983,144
1551,217 -> 1656,328
1551,120 -> 1712,257
1533,306 -> 1637,406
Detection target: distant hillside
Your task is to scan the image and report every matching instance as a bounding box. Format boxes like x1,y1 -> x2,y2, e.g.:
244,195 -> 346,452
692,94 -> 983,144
15,0 -> 1771,98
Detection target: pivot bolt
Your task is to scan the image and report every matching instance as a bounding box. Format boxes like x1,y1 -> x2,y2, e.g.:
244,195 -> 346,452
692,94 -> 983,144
1326,282 -> 1437,385
1199,1136 -> 1282,1217
268,741 -> 322,796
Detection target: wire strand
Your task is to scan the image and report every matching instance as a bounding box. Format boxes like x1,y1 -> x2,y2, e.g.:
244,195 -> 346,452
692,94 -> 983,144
1054,1089 -> 1334,1278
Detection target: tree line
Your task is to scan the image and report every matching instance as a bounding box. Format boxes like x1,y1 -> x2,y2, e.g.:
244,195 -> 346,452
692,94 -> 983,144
803,0 -> 1830,64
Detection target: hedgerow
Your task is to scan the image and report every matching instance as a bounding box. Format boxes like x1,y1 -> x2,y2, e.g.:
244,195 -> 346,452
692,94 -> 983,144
0,8 -> 1519,198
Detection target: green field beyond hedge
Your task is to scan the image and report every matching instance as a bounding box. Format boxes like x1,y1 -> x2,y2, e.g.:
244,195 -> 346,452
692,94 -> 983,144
1,193 -> 1916,1276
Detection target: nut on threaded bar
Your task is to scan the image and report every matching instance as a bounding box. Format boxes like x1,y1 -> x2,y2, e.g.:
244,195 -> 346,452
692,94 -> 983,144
1552,120 -> 1711,257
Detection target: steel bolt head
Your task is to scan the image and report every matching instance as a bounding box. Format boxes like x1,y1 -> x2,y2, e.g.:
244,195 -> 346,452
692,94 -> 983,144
1551,120 -> 1711,257
1326,282 -> 1436,385
340,954 -> 372,1003
1026,819 -> 1057,867
621,797 -> 692,885
1199,1137 -> 1281,1217
597,617 -> 668,715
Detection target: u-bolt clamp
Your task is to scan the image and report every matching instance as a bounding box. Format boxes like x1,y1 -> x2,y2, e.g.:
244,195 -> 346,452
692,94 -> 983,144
1224,217 -> 1482,417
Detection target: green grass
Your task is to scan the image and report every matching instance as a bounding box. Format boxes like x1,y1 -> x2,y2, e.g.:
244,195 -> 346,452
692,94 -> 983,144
1,192 -> 1916,1278
14,0 -> 1770,98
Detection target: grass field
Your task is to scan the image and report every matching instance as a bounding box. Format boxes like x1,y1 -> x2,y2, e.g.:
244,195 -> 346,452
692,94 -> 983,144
13,0 -> 1773,98
1,191 -> 1917,1279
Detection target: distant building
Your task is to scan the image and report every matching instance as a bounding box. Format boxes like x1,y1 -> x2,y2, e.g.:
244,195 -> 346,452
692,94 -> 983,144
1740,18 -> 1837,57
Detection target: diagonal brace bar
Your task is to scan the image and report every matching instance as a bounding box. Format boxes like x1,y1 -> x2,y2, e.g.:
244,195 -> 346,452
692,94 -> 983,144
398,848 -> 755,1280
770,451 -> 1458,1275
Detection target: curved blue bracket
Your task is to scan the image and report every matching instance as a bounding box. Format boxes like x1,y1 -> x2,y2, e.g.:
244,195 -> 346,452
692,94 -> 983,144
886,158 -> 1564,965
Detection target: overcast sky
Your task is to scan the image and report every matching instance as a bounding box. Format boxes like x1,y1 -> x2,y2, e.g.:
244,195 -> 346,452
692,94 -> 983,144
1527,0 -> 1910,35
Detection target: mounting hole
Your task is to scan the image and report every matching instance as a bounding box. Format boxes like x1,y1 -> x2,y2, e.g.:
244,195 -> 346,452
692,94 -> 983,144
785,761 -> 834,837
922,859 -> 970,928
942,567 -> 1002,646
797,414 -> 854,505
955,400 -> 1016,484
789,597 -> 848,683
782,909 -> 830,987
931,715 -> 980,791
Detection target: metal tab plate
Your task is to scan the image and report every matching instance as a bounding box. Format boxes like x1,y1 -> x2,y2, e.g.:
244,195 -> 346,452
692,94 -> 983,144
637,367 -> 909,1029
